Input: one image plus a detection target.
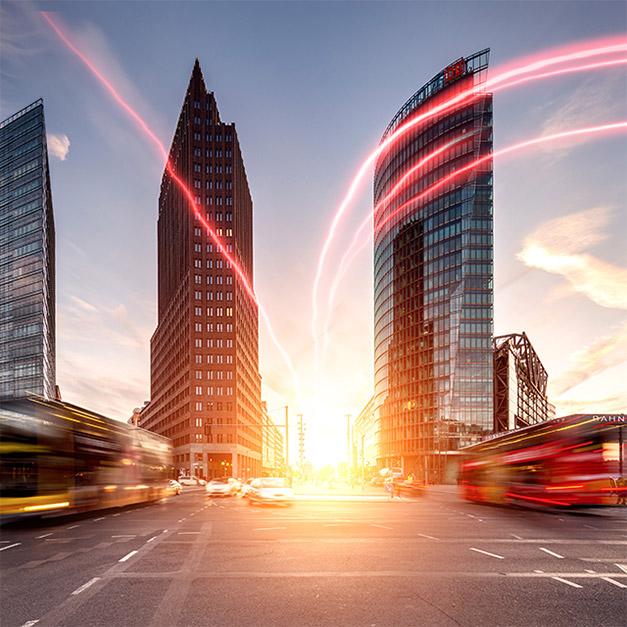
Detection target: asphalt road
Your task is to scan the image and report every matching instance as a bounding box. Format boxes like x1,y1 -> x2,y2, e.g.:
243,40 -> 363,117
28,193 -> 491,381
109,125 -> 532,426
1,487 -> 626,627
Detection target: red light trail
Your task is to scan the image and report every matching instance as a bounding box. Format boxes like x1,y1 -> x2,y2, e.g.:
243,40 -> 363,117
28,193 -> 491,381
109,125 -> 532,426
40,12 -> 304,406
314,44 -> 626,370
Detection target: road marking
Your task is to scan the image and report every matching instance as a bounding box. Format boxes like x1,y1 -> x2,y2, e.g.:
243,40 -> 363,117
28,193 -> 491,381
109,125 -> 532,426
178,532 -> 200,534
585,569 -> 596,573
540,547 -> 564,559
583,524 -> 597,529
119,550 -> 138,562
534,570 -> 544,573
66,525 -> 80,530
510,534 -> 522,540
93,517 -> 105,521
20,621 -> 39,627
112,535 -> 136,538
113,513 -> 121,517
417,533 -> 439,540
0,540 -> 10,543
470,547 -> 504,559
0,543 -> 21,552
71,577 -> 100,595
147,536 -> 157,543
162,529 -> 168,533
602,577 -> 627,588
253,527 -> 286,531
551,577 -> 582,588
323,524 -> 341,527
372,524 -> 393,530
616,564 -> 627,574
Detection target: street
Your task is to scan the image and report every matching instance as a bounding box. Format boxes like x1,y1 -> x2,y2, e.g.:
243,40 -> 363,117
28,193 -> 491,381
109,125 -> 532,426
1,487 -> 626,627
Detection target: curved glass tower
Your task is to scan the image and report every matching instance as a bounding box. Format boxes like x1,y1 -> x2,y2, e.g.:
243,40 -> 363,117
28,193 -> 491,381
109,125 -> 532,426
373,50 -> 493,482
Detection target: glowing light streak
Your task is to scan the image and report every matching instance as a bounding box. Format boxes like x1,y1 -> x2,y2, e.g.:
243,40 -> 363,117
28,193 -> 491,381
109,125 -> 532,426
41,12 -> 303,407
322,122 -> 627,362
546,484 -> 585,491
314,43 -> 626,373
504,492 -> 569,506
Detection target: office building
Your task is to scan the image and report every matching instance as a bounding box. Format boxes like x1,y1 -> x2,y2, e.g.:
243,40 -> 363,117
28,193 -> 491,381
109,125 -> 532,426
140,61 -> 262,479
0,100 -> 56,399
373,50 -> 493,483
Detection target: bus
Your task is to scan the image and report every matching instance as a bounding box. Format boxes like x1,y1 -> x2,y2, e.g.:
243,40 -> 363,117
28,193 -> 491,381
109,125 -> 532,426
458,413 -> 625,507
1,397 -> 173,519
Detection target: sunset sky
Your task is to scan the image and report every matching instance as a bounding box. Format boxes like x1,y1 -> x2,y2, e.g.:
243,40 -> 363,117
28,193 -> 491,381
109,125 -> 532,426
1,1 -> 625,465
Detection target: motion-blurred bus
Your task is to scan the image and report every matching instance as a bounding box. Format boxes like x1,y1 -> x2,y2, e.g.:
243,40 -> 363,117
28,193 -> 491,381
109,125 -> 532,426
458,414 -> 625,507
1,397 -> 173,519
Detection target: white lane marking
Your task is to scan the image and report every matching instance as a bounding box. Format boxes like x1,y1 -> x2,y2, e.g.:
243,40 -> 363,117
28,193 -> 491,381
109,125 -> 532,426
540,547 -> 564,559
71,577 -> 100,595
417,533 -> 439,540
0,543 -> 21,552
470,547 -> 504,559
162,529 -> 168,533
20,620 -> 39,627
583,524 -> 597,529
178,532 -> 200,535
0,540 -> 10,543
119,550 -> 138,562
323,523 -> 341,527
147,536 -> 157,543
616,564 -> 627,574
66,525 -> 80,530
113,513 -> 121,517
253,527 -> 286,531
372,524 -> 394,530
602,577 -> 627,588
585,569 -> 596,573
93,517 -> 105,521
112,535 -> 136,538
510,534 -> 522,540
551,577 -> 582,588
534,570 -> 544,573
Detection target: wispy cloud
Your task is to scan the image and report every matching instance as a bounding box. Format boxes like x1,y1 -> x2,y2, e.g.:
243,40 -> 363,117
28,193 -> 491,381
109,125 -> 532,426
517,206 -> 627,309
549,321 -> 627,397
47,133 -> 70,160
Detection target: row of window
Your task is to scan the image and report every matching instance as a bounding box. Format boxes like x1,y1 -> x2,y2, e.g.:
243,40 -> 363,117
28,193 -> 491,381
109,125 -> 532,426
193,179 -> 232,190
193,290 -> 233,301
191,143 -> 232,158
195,370 -> 233,380
193,306 -> 234,317
193,335 -> 233,348
195,354 -> 233,364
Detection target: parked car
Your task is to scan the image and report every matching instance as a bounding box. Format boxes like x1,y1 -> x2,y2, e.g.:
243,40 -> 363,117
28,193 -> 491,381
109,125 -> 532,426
206,477 -> 234,497
240,478 -> 257,498
248,477 -> 294,506
167,479 -> 182,495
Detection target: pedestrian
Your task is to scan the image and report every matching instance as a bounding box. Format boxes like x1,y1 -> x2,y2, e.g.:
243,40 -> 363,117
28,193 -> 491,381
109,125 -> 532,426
385,480 -> 394,501
618,477 -> 626,506
393,477 -> 403,499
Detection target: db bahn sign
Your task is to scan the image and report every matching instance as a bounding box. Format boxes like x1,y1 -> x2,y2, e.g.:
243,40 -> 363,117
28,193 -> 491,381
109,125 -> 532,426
444,58 -> 466,83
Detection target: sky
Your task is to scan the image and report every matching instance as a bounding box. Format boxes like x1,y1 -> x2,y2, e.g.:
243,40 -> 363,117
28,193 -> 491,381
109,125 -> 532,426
1,0 -> 626,466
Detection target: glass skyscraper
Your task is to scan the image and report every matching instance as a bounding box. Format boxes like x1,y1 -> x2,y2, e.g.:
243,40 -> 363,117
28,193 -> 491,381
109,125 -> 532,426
373,50 -> 493,482
0,100 -> 56,399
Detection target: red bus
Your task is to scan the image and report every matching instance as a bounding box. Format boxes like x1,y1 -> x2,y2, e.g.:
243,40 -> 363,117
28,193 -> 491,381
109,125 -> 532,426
458,414 -> 625,507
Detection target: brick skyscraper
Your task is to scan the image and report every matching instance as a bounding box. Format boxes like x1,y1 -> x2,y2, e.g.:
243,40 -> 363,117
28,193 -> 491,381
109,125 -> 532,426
141,61 -> 262,479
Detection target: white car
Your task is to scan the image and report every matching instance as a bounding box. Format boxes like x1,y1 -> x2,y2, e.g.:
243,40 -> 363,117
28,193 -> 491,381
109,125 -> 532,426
167,479 -> 182,495
206,477 -> 234,497
248,477 -> 294,506
178,476 -> 200,486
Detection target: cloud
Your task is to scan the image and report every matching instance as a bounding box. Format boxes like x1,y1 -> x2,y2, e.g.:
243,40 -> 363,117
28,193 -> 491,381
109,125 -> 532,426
517,206 -> 627,309
549,321 -> 627,397
47,133 -> 70,160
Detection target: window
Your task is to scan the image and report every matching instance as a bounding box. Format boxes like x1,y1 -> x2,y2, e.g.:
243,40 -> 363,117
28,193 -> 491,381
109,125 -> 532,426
194,100 -> 201,108
195,354 -> 202,364
194,227 -> 202,236
194,148 -> 201,157
194,307 -> 202,316
194,163 -> 201,173
206,165 -> 212,174
195,370 -> 203,379
195,274 -> 202,284
195,402 -> 202,411
195,323 -> 202,332
194,259 -> 201,268
195,386 -> 203,395
194,291 -> 202,300
206,323 -> 213,332
195,338 -> 202,348
206,181 -> 212,190
194,243 -> 201,252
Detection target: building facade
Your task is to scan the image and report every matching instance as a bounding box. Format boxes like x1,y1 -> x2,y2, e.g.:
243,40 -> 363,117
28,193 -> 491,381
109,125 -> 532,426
0,100 -> 56,399
493,332 -> 554,433
140,61 -> 262,480
373,51 -> 493,483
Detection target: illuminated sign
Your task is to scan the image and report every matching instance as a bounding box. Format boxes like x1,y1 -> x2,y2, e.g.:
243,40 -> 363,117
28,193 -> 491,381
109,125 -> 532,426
444,58 -> 466,83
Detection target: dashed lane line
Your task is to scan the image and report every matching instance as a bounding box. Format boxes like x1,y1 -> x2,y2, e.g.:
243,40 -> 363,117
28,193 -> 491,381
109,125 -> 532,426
540,547 -> 564,559
372,524 -> 394,530
20,620 -> 39,627
0,543 -> 21,552
118,550 -> 138,562
417,533 -> 439,540
551,576 -> 582,589
147,536 -> 158,543
470,547 -> 504,559
253,527 -> 287,531
71,577 -> 100,595
602,577 -> 627,588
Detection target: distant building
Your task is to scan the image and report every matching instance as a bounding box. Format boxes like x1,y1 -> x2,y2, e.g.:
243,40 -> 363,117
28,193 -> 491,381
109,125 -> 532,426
373,50 -> 493,483
261,401 -> 285,477
353,396 -> 377,470
140,61 -> 262,479
0,100 -> 56,399
493,332 -> 554,432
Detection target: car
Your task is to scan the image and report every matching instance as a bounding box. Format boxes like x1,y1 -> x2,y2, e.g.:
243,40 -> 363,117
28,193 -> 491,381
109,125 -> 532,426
206,477 -> 234,497
240,478 -> 257,498
167,479 -> 182,495
178,476 -> 200,486
248,477 -> 294,506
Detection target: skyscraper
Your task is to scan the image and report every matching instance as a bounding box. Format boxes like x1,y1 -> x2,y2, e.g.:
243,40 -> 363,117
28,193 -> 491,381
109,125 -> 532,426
0,100 -> 56,399
140,61 -> 262,479
373,50 -> 493,483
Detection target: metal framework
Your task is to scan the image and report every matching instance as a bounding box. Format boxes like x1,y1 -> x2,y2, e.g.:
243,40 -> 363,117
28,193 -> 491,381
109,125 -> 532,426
493,332 -> 549,433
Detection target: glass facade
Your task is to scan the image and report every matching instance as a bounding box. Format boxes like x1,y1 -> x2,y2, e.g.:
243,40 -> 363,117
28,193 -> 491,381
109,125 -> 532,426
373,51 -> 493,482
0,100 -> 56,399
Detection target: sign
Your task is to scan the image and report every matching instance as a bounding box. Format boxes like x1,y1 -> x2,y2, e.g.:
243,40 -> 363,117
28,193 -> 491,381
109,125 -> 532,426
444,58 -> 466,83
